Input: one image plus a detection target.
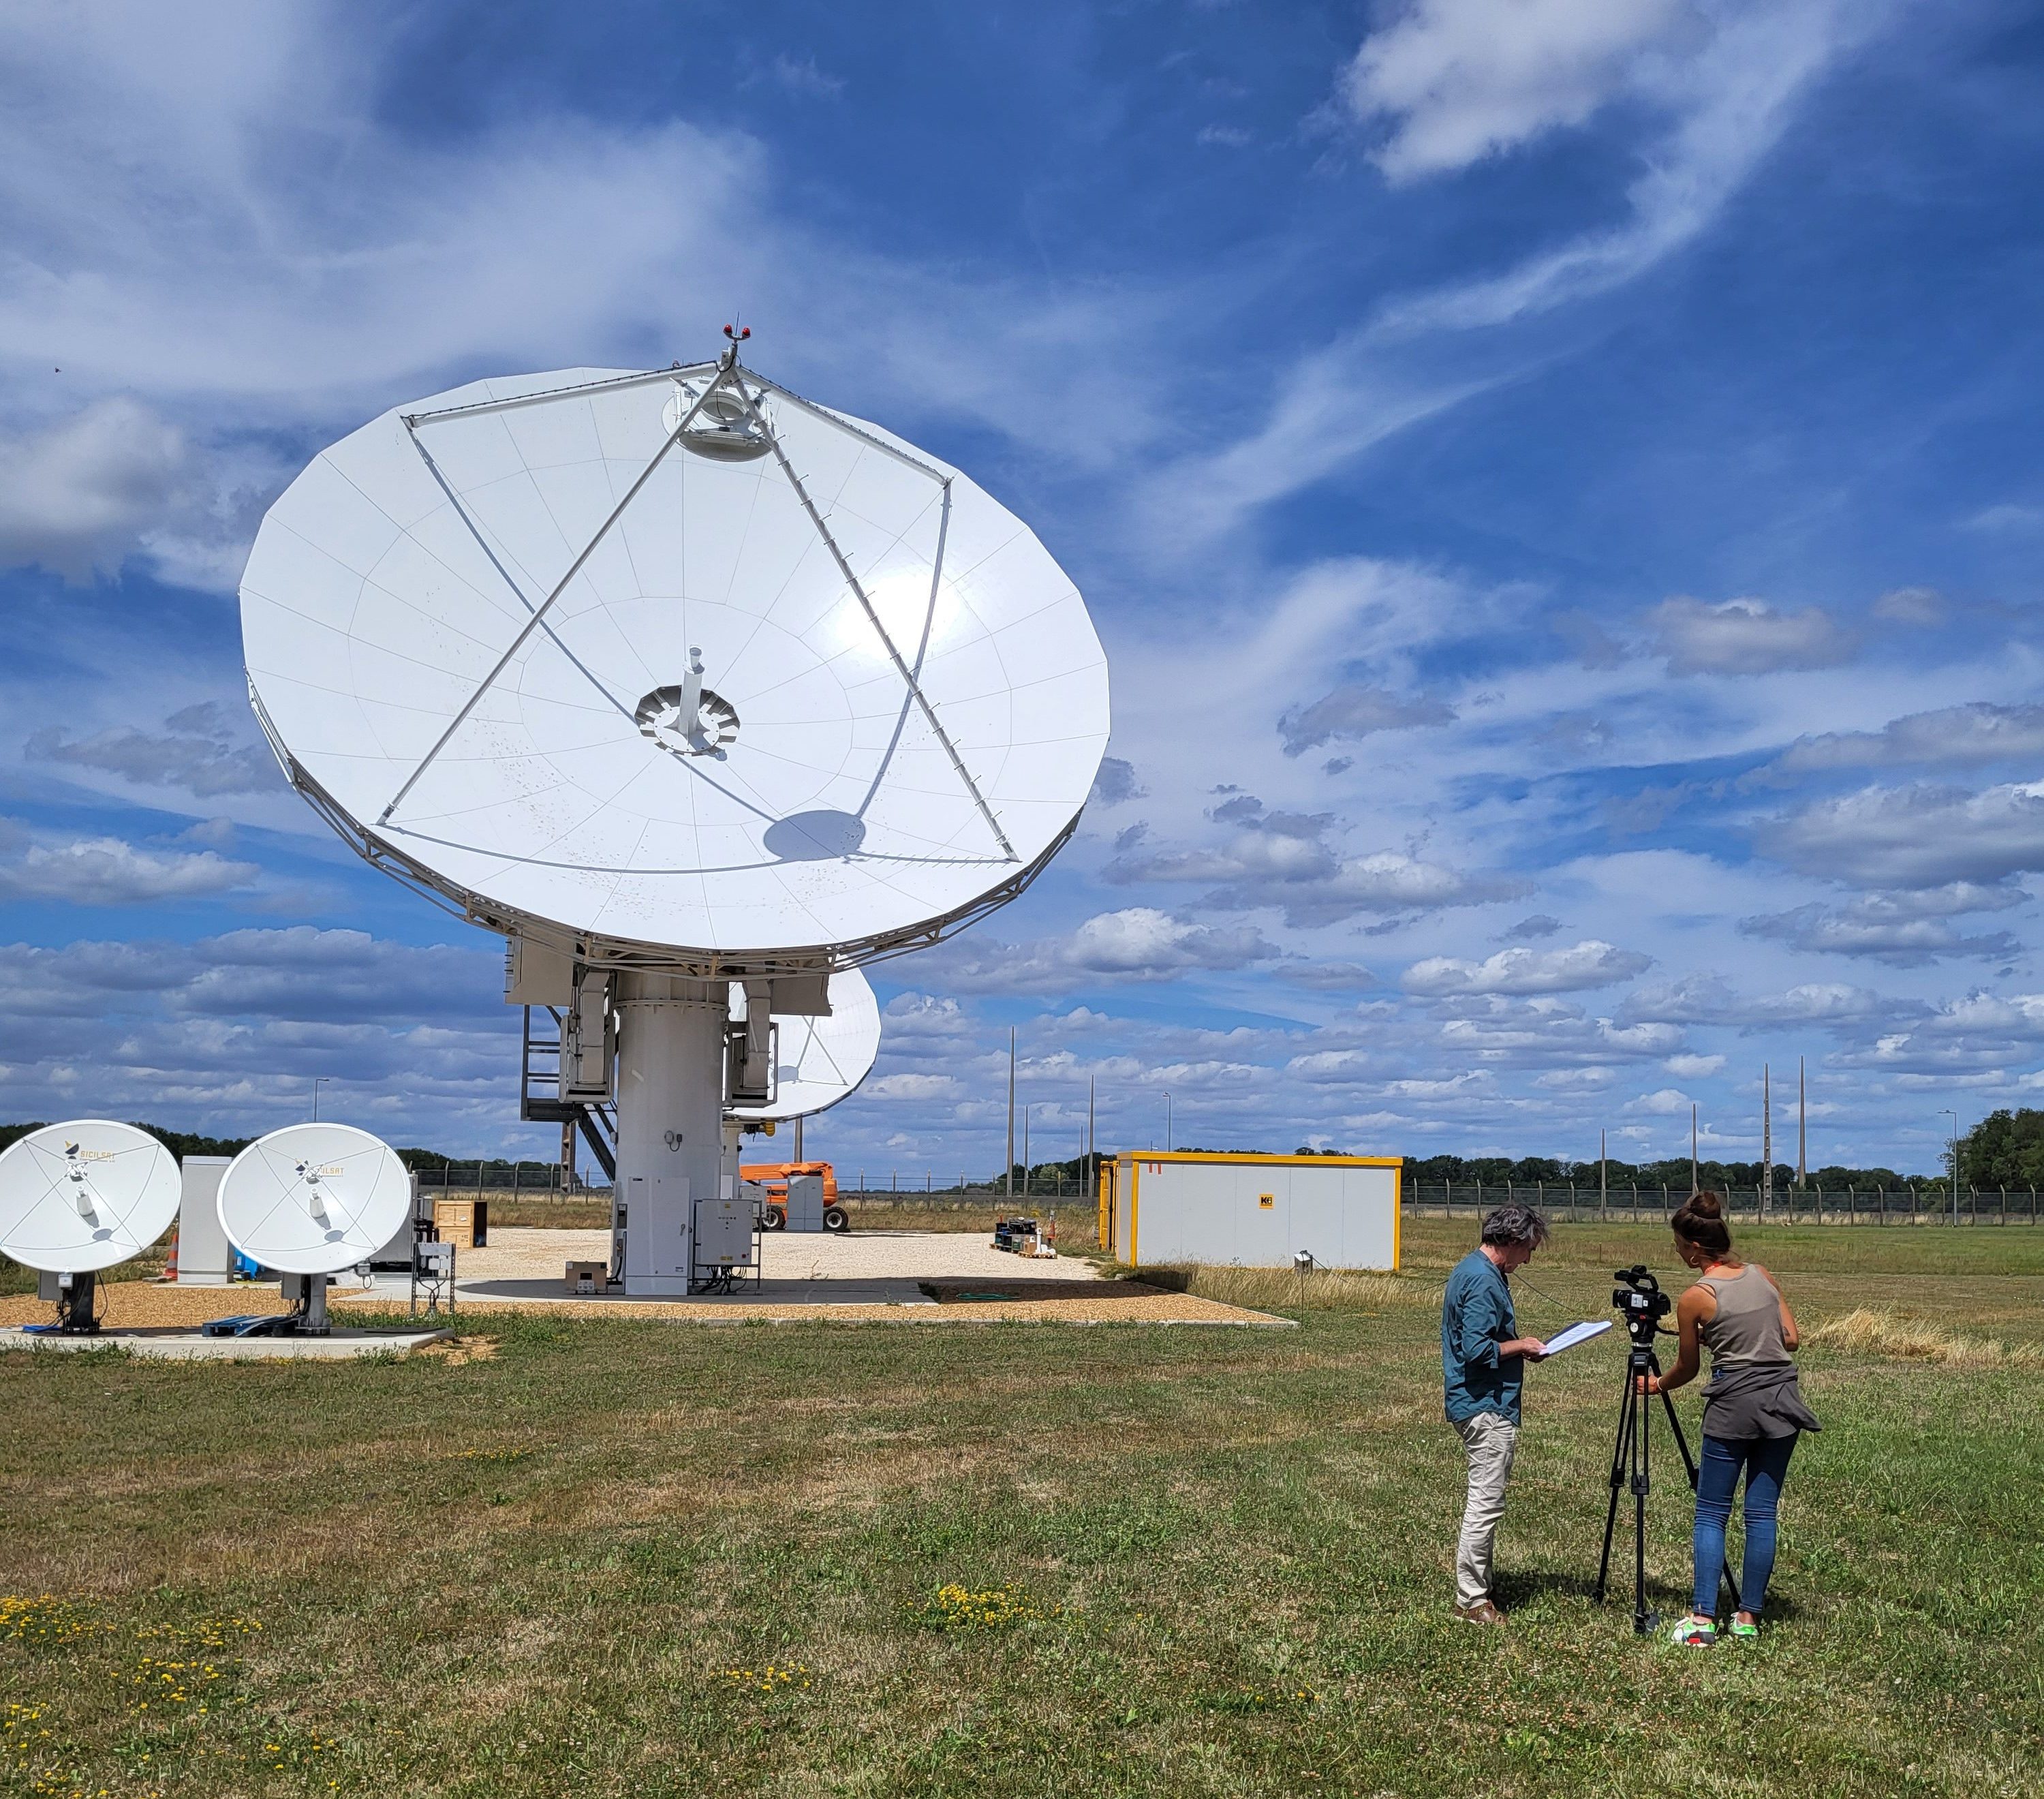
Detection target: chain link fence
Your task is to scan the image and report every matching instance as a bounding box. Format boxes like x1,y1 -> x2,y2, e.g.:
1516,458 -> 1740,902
1403,1181 -> 2041,1225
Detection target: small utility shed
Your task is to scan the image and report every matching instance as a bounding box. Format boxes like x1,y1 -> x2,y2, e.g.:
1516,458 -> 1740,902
1098,1151 -> 1402,1271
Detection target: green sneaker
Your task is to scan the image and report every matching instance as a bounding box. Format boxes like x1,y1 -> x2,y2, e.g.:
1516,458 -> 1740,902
1728,1618 -> 1759,1642
1669,1615 -> 1717,1647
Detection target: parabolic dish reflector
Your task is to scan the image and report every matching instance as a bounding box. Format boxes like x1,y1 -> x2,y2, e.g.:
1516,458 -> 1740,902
0,1121 -> 181,1274
730,968 -> 880,1122
217,1124 -> 412,1276
238,360 -> 1110,966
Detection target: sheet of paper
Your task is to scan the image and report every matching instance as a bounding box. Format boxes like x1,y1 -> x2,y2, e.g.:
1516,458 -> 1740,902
1540,1319 -> 1613,1356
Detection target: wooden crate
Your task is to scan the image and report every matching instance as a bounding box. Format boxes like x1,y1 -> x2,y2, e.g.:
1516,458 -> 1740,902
432,1198 -> 489,1250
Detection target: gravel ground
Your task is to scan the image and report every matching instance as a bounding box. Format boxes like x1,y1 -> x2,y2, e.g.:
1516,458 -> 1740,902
0,1281 -> 318,1329
393,1225 -> 1099,1308
1,1233 -> 1285,1331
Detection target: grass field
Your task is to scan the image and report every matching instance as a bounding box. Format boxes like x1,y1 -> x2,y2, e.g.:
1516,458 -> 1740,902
3,1219 -> 2041,1798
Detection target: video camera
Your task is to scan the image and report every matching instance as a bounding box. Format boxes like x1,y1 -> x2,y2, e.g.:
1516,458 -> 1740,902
1611,1265 -> 1671,1345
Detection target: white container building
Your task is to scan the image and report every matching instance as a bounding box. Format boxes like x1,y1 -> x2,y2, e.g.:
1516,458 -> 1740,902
1097,1151 -> 1402,1271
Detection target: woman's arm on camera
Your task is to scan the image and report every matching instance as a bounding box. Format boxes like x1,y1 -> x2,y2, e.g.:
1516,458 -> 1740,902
1648,1287 -> 1709,1393
1754,1263 -> 1799,1349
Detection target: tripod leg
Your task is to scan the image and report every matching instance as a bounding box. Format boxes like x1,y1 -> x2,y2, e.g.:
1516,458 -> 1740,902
1650,1349 -> 1701,1488
1650,1349 -> 1736,1616
1632,1375 -> 1652,1633
1595,1372 -> 1633,1603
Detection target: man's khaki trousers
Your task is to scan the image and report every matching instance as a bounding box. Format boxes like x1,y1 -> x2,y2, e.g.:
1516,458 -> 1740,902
1453,1411 -> 1519,1609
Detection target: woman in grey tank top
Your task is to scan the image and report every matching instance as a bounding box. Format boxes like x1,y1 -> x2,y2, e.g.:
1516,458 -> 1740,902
1644,1191 -> 1819,1646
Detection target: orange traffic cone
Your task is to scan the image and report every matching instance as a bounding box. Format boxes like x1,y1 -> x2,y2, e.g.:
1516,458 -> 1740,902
158,1228 -> 179,1284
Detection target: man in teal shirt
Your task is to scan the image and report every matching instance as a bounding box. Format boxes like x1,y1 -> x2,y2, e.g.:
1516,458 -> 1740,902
1442,1205 -> 1550,1623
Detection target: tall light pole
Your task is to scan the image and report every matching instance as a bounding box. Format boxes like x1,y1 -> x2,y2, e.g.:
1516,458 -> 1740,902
1940,1108 -> 1960,1225
1006,1027 -> 1016,1201
1761,1064 -> 1772,1223
313,1075 -> 330,1122
1797,1056 -> 1806,1188
1087,1075 -> 1096,1202
1164,1091 -> 1172,1154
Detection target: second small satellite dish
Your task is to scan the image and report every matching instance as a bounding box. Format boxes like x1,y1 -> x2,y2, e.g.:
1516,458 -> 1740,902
217,1123 -> 412,1276
0,1120 -> 180,1273
729,968 -> 881,1122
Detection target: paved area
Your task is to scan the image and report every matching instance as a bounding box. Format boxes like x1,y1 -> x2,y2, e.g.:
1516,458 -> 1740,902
0,1325 -> 452,1360
385,1225 -> 1095,1308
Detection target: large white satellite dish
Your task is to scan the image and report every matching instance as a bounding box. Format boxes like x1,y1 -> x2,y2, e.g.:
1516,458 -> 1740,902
0,1121 -> 181,1334
0,1119 -> 181,1274
217,1123 -> 412,1278
240,336 -> 1109,1294
239,347 -> 1109,971
729,968 -> 880,1123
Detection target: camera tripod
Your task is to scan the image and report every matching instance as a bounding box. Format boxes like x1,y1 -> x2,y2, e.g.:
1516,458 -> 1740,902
1594,1329 -> 1735,1633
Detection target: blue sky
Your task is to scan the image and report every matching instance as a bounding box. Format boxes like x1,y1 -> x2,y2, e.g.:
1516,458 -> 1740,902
4,0 -> 2043,1176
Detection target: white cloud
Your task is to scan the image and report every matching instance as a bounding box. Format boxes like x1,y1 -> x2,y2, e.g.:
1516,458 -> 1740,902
0,397 -> 194,580
1767,782 -> 2044,889
28,701 -> 280,797
1278,683 -> 1451,755
863,1073 -> 961,1101
1741,885 -> 2026,965
1344,0 -> 1684,183
0,835 -> 258,904
1089,757 -> 1146,805
1626,1086 -> 1693,1115
1870,586 -> 1943,626
1367,1 -> 1896,331
1665,1053 -> 1725,1077
1648,595 -> 1856,675
1404,938 -> 1652,996
937,908 -> 1281,991
766,53 -> 843,97
1776,703 -> 2044,773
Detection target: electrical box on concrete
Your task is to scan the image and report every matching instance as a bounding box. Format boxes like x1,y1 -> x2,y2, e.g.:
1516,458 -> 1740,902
1100,1152 -> 1402,1271
693,1197 -> 754,1270
174,1156 -> 234,1285
620,1172 -> 691,1293
784,1172 -> 826,1232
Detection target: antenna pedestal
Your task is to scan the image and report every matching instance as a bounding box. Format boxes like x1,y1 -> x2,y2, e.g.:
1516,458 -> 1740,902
31,1270 -> 100,1335
613,975 -> 730,1295
283,1274 -> 332,1336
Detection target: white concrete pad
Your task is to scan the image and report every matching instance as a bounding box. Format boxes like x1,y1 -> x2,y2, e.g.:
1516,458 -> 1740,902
0,1325 -> 453,1361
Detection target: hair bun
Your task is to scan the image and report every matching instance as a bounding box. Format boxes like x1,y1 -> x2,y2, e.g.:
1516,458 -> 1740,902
1688,1190 -> 1724,1219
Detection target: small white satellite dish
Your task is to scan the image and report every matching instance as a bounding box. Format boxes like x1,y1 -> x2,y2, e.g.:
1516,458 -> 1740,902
0,1120 -> 180,1274
217,1123 -> 412,1276
728,968 -> 880,1123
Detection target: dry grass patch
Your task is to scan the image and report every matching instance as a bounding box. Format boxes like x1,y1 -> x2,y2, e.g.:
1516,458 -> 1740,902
1172,1264 -> 1427,1312
414,1334 -> 499,1365
1808,1306 -> 2041,1367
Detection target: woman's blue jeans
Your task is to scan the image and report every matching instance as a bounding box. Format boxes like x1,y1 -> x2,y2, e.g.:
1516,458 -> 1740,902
1693,1432 -> 1797,1618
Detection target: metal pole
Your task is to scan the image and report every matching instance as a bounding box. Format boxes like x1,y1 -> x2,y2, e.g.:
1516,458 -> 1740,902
1006,1027 -> 1016,1201
1941,1109 -> 1958,1225
1087,1075 -> 1096,1207
1761,1064 -> 1772,1223
313,1075 -> 328,1122
1600,1128 -> 1607,1219
1690,1103 -> 1697,1193
1798,1056 -> 1807,1186
1165,1092 -> 1172,1153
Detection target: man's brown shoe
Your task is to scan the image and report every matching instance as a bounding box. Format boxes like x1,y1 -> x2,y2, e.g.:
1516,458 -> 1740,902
1455,1599 -> 1506,1625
